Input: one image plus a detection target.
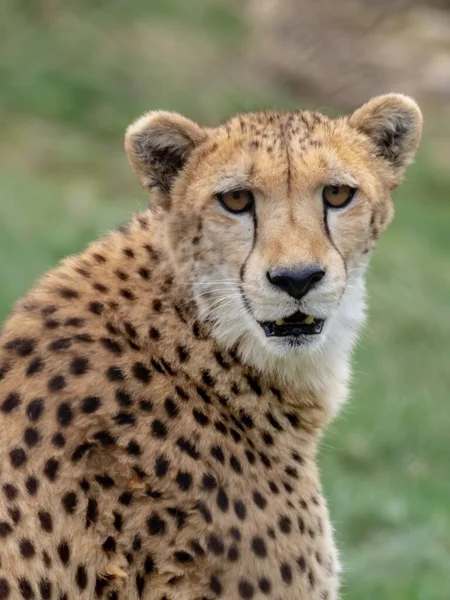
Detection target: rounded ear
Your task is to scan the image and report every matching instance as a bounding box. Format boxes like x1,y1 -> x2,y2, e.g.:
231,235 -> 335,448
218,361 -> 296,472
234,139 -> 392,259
125,111 -> 206,201
349,94 -> 423,183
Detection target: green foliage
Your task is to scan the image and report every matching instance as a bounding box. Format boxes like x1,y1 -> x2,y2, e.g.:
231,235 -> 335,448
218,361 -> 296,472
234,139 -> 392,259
0,1 -> 449,597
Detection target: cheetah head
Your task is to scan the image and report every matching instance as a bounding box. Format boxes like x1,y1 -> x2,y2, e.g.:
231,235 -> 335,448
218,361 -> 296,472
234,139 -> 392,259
125,95 -> 422,378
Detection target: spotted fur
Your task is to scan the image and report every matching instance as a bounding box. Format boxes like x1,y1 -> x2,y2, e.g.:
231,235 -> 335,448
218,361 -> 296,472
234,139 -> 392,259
0,94 -> 421,600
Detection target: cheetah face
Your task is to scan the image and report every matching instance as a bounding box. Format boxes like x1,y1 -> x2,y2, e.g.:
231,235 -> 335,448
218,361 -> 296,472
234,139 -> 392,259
126,95 -> 422,363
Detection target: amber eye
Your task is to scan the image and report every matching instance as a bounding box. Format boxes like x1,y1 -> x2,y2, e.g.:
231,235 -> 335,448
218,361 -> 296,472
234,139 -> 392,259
217,189 -> 254,214
322,185 -> 356,208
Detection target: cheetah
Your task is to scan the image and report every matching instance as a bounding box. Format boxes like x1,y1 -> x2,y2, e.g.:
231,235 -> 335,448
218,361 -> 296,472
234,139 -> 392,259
0,94 -> 422,600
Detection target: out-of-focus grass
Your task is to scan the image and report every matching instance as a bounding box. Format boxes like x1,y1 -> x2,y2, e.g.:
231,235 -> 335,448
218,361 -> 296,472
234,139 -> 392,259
1,2 -> 449,598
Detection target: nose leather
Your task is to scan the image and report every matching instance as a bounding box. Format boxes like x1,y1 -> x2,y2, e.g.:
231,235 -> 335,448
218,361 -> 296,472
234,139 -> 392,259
266,266 -> 325,300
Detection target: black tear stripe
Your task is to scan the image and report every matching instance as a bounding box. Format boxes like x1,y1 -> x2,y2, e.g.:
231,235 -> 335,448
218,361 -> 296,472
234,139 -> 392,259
323,206 -> 347,278
238,204 -> 259,317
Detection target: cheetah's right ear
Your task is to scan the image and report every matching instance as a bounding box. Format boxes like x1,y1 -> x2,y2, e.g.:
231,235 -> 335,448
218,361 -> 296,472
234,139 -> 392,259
125,111 -> 206,204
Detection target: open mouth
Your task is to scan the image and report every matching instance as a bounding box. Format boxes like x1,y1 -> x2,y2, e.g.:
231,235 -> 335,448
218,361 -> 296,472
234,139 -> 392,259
260,311 -> 324,338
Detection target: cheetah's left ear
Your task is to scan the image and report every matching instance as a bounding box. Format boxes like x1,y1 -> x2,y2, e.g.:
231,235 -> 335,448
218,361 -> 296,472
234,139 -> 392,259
349,94 -> 423,184
125,111 -> 206,204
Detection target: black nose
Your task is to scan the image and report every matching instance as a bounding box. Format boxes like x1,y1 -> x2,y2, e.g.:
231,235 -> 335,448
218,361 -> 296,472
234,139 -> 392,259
267,266 -> 326,300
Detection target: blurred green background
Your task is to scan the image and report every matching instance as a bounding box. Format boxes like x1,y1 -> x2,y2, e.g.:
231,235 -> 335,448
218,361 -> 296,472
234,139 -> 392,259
1,1 -> 449,598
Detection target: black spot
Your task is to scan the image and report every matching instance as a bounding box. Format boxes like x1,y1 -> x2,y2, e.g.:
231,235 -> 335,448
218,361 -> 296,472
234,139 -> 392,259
74,333 -> 93,344
297,555 -> 306,571
251,536 -> 267,558
18,579 -> 34,600
24,427 -> 40,448
70,356 -> 89,376
234,500 -> 246,520
127,440 -> 142,456
102,536 -> 116,552
113,511 -> 123,532
114,411 -> 136,426
2,484 -> 17,502
136,574 -> 145,598
174,551 -> 193,563
71,442 -> 93,462
216,488 -> 229,512
1,392 -> 21,413
48,375 -> 66,392
240,412 -> 254,429
138,267 -> 150,280
266,412 -> 282,430
259,578 -> 272,594
252,491 -> 267,509
193,408 -> 209,426
86,498 -> 98,527
211,445 -> 225,464
149,327 -> 160,340
0,578 -> 10,600
57,403 -> 73,426
115,389 -> 132,407
280,563 -> 293,584
245,449 -> 256,464
147,513 -> 166,535
38,511 -> 53,533
238,580 -> 254,599
154,455 -> 169,478
120,288 -> 135,301
81,396 -> 101,413
285,411 -> 300,428
95,474 -> 115,489
57,542 -> 70,566
210,575 -> 222,596
262,431 -> 274,446
230,526 -> 241,541
5,337 -> 36,356
245,374 -> 262,395
89,301 -> 103,315
202,473 -> 217,490
19,539 -> 36,559
207,534 -> 224,555
176,437 -> 200,459
196,501 -> 212,524
26,398 -> 43,422
25,477 -> 39,496
144,554 -> 155,574
65,317 -> 85,327
62,491 -> 77,514
177,345 -> 190,362
196,386 -> 212,404
230,455 -> 242,474
227,545 -> 239,562
151,419 -> 167,439
48,338 -> 72,352
101,338 -> 122,354
214,351 -> 230,370
176,471 -> 192,491
10,447 -> 27,468
214,421 -> 227,435
8,507 -> 21,525
202,370 -> 215,387
118,491 -> 133,506
39,579 -> 52,600
0,522 -> 12,538
76,565 -> 88,590
164,397 -> 179,419
26,357 -> 44,377
106,366 -> 125,382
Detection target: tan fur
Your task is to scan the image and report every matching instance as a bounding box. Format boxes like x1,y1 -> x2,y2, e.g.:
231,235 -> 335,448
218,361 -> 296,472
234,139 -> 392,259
0,95 -> 421,599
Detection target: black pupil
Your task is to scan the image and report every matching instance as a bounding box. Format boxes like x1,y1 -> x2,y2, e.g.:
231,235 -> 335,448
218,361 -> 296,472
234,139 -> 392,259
232,191 -> 242,200
331,186 -> 340,195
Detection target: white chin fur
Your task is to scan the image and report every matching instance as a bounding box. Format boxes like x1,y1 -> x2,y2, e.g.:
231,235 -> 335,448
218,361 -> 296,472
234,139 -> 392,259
193,261 -> 368,416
